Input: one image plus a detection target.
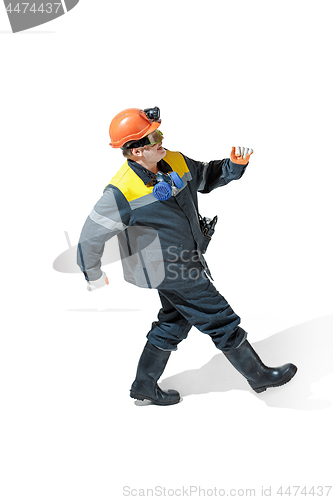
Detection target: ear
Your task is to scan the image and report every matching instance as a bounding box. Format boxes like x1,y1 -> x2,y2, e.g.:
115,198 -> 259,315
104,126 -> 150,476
131,148 -> 143,158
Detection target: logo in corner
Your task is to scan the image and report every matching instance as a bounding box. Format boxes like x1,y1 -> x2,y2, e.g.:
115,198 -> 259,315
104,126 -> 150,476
3,0 -> 80,33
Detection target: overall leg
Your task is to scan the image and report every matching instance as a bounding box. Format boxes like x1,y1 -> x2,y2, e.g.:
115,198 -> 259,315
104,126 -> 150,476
130,292 -> 192,405
159,274 -> 297,392
147,291 -> 192,351
158,275 -> 246,351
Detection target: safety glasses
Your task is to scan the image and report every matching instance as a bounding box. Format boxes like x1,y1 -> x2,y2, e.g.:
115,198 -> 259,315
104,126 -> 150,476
124,129 -> 164,150
146,129 -> 164,146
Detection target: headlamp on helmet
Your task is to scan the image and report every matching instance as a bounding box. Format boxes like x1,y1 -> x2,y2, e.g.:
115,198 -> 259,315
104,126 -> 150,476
143,107 -> 160,122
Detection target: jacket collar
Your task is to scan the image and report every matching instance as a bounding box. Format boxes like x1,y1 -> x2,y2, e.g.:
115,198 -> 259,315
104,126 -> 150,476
128,158 -> 172,186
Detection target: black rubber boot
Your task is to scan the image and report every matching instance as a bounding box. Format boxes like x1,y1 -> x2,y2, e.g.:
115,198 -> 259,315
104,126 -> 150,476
130,341 -> 180,405
223,340 -> 297,393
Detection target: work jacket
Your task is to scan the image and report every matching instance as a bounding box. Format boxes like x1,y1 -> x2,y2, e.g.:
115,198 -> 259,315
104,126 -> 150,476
77,150 -> 247,289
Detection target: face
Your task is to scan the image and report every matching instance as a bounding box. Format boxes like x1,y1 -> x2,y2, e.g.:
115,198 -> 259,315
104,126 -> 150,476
143,138 -> 166,161
133,133 -> 166,165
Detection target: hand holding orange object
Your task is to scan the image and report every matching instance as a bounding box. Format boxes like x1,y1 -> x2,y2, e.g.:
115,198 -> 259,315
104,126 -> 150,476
231,146 -> 253,165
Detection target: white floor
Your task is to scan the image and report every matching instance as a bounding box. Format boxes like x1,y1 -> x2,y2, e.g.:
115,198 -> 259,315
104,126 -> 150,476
2,282 -> 332,499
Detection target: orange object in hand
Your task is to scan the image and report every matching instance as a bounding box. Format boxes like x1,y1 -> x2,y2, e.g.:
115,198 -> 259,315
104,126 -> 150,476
230,146 -> 253,165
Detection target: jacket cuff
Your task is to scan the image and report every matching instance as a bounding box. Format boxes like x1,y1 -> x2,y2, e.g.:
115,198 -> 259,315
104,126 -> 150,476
229,158 -> 249,171
85,269 -> 103,282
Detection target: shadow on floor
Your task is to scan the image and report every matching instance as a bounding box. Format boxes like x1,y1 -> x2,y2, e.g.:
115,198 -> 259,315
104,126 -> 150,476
159,314 -> 333,411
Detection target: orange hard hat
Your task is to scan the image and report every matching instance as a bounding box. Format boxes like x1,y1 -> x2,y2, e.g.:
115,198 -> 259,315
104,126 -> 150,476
109,108 -> 161,148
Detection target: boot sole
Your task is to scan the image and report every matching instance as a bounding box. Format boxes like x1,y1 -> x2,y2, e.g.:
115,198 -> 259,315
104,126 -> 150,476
130,390 -> 180,406
249,365 -> 298,393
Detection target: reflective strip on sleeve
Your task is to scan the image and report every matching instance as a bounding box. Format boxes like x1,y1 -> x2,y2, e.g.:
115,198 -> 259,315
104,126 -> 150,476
129,193 -> 158,210
197,163 -> 210,191
89,208 -> 127,232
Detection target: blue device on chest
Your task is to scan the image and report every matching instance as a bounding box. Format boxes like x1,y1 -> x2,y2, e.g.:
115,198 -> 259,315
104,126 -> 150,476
153,171 -> 184,201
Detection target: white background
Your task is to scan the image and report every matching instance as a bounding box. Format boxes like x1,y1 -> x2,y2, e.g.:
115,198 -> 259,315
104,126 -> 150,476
1,1 -> 332,499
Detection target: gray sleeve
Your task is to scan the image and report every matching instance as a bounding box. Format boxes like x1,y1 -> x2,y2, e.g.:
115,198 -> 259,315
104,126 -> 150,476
77,187 -> 129,282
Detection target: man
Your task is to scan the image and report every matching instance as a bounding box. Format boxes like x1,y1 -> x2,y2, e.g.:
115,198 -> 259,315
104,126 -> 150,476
77,107 -> 297,406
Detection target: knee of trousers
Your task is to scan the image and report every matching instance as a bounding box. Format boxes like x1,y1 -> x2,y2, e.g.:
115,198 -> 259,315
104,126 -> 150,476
212,326 -> 247,351
146,333 -> 180,351
147,318 -> 191,352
